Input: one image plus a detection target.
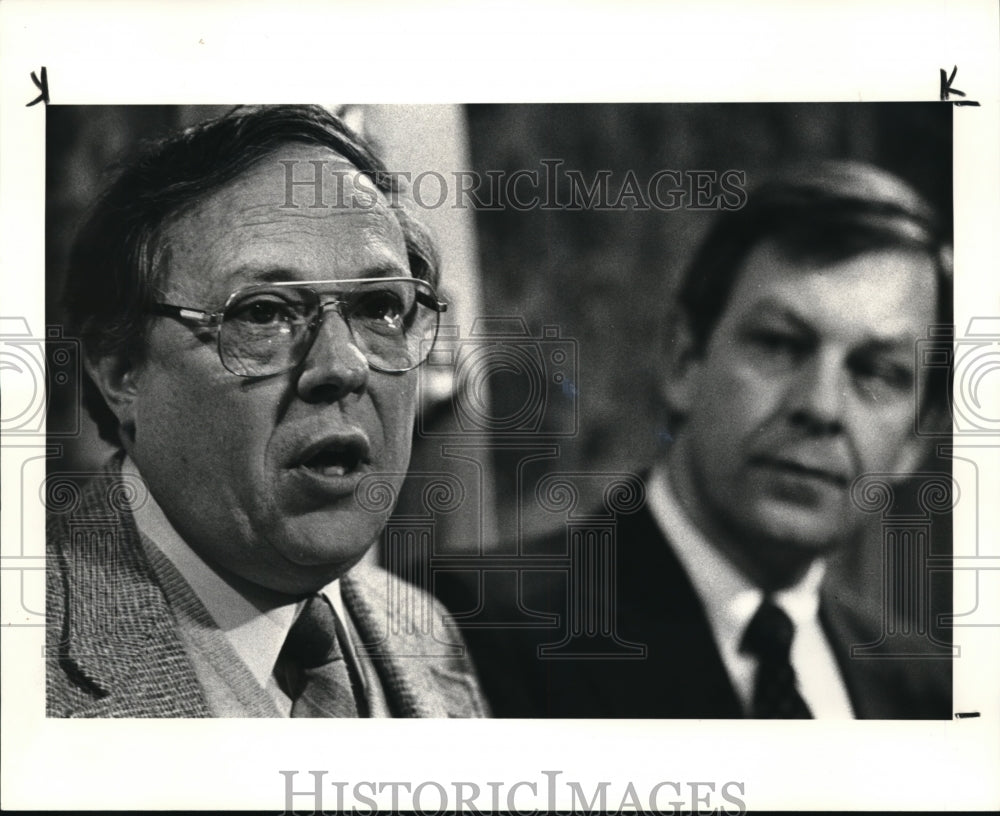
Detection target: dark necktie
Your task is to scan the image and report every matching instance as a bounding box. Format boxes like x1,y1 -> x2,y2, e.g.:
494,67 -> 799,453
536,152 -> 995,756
280,594 -> 362,718
740,598 -> 813,719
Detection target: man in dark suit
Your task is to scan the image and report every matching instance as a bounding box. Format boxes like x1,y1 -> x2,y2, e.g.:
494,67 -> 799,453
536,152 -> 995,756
47,105 -> 486,717
445,160 -> 952,719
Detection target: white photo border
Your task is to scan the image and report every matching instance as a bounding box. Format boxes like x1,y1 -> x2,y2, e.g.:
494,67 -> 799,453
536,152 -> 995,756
2,1 -> 998,811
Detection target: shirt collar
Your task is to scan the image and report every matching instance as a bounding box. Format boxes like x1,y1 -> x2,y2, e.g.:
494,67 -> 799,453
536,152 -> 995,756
122,455 -> 348,690
647,463 -> 826,651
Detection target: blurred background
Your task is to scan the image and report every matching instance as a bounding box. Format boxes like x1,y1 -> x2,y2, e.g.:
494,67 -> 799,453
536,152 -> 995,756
45,103 -> 953,631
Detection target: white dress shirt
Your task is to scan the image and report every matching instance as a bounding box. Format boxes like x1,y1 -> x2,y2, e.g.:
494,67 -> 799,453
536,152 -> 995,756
646,464 -> 855,718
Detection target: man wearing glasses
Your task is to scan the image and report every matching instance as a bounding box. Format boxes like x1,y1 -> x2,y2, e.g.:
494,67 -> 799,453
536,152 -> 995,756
46,105 -> 487,718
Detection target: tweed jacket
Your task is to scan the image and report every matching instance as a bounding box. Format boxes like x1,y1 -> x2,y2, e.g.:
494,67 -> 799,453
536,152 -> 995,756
439,502 -> 951,719
46,463 -> 487,718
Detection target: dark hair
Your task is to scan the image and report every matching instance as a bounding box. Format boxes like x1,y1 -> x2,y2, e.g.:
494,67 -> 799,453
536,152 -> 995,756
675,160 -> 952,429
64,105 -> 441,445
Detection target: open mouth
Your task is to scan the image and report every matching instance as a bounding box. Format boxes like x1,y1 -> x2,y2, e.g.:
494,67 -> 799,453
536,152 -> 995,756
297,438 -> 369,478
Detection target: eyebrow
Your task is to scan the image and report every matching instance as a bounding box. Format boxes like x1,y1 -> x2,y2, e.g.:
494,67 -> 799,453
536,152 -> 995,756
744,302 -> 918,350
746,303 -> 814,335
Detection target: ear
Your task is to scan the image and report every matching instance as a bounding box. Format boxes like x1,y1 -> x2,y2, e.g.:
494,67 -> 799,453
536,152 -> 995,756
83,349 -> 141,443
659,310 -> 703,419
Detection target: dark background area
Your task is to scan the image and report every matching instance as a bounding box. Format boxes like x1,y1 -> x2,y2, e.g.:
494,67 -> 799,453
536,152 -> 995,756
45,103 -> 953,636
467,103 -> 951,497
460,103 -> 952,639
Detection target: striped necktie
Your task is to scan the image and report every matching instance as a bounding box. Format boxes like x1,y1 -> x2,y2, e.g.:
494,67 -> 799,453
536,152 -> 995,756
280,594 -> 362,718
740,597 -> 813,719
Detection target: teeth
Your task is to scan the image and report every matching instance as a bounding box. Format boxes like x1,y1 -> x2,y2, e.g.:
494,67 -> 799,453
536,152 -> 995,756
302,446 -> 360,476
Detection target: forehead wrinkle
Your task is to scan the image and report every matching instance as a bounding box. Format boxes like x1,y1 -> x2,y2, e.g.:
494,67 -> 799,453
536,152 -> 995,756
156,154 -> 409,305
228,208 -> 402,236
215,218 -> 406,273
192,150 -> 397,226
230,193 -> 398,220
174,183 -> 402,244
159,215 -> 408,311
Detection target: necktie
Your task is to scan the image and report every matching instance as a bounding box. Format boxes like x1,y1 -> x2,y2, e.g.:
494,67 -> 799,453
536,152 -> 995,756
280,594 -> 362,718
740,598 -> 813,719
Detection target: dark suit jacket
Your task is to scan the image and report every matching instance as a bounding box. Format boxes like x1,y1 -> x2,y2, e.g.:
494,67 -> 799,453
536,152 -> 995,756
438,504 -> 951,718
46,463 -> 487,718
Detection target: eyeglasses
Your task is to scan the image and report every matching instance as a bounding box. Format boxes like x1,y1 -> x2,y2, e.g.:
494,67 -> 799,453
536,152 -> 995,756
150,277 -> 447,377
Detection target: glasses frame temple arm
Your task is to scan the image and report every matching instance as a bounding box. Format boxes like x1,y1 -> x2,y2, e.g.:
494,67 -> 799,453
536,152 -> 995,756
415,291 -> 448,313
149,302 -> 223,327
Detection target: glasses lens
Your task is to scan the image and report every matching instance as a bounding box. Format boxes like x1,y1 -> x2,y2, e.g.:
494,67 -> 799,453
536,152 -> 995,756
219,288 -> 314,376
343,279 -> 440,372
217,279 -> 442,376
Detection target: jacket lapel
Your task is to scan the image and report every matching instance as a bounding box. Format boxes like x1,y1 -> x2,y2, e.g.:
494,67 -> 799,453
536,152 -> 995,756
50,463 -> 486,718
48,466 -> 210,718
819,590 -> 921,719
340,563 -> 484,718
569,504 -> 744,718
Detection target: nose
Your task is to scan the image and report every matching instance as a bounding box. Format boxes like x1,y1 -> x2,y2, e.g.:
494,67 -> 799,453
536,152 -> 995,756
295,305 -> 369,402
787,353 -> 846,435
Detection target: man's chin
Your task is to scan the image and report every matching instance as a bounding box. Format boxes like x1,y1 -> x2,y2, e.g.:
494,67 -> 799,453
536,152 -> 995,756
751,506 -> 848,556
244,555 -> 364,596
274,518 -> 379,568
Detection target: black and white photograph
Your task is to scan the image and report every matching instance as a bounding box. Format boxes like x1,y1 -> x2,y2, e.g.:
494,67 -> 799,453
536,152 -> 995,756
2,2 -> 998,813
42,101 -> 955,724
